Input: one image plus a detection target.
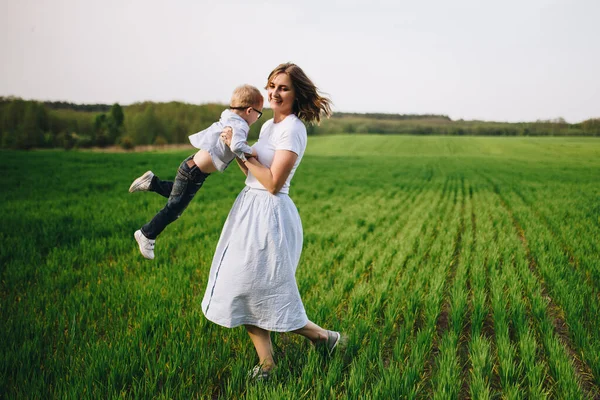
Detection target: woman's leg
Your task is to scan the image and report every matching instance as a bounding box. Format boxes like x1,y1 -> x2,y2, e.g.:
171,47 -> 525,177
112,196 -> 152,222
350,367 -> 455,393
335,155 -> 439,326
245,325 -> 275,370
292,321 -> 329,344
293,321 -> 341,354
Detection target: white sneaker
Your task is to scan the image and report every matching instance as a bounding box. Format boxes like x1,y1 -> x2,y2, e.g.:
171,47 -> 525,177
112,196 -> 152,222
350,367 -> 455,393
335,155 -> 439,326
326,330 -> 341,355
134,230 -> 155,259
129,171 -> 154,193
248,365 -> 272,381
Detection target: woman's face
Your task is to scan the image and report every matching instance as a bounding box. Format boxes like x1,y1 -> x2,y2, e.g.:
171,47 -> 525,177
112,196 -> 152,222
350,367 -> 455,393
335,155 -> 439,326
267,73 -> 296,117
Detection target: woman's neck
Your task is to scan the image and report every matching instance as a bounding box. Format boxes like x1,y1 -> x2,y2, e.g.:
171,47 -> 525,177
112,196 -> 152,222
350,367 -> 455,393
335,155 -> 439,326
273,111 -> 293,124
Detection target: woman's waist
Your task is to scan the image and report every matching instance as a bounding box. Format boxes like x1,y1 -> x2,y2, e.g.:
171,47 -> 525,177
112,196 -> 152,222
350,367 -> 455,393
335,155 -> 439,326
243,186 -> 290,197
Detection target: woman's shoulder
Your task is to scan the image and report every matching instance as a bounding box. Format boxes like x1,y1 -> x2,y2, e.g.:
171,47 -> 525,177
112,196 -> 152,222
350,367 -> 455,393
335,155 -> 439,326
263,116 -> 306,140
278,115 -> 306,133
258,118 -> 274,134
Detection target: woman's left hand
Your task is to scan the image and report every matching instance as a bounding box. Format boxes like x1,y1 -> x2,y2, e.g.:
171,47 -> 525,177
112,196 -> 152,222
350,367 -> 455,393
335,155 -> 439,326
220,127 -> 233,147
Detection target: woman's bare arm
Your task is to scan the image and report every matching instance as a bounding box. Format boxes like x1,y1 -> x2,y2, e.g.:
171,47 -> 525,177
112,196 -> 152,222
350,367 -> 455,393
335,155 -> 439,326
243,150 -> 297,195
235,156 -> 249,176
222,126 -> 297,190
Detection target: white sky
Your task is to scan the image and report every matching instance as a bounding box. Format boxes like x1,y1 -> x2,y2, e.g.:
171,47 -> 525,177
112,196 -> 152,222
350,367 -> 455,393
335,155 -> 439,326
1,0 -> 598,123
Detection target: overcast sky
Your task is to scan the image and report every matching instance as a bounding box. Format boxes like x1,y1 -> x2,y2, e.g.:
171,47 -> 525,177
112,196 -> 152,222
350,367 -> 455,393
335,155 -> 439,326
1,0 -> 598,122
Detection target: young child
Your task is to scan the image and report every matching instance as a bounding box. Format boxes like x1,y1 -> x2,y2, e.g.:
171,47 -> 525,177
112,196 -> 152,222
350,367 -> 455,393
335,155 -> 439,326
129,84 -> 264,259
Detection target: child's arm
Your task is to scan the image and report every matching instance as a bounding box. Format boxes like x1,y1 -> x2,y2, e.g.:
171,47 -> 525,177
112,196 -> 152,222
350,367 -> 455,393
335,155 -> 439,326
221,127 -> 250,176
229,125 -> 256,160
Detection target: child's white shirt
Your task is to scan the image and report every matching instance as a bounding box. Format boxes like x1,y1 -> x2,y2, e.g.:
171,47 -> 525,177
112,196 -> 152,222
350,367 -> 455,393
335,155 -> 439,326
188,109 -> 252,171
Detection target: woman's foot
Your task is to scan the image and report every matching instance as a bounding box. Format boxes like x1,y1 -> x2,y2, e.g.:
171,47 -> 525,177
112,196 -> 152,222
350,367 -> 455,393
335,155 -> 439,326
325,330 -> 341,355
310,330 -> 342,355
248,364 -> 274,381
292,322 -> 342,355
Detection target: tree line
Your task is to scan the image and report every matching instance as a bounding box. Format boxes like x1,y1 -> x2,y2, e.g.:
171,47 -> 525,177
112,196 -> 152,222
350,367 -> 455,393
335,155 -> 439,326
1,97 -> 598,150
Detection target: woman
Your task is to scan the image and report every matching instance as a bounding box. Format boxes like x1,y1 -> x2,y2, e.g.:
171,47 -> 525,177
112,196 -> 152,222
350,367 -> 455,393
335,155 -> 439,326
201,63 -> 340,379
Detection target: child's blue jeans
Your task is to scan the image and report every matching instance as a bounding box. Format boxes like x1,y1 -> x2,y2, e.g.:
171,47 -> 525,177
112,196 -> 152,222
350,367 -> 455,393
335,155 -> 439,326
141,154 -> 210,239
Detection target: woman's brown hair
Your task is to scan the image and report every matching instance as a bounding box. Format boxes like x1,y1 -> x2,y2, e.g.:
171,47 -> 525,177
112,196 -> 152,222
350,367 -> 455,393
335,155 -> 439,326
266,63 -> 332,124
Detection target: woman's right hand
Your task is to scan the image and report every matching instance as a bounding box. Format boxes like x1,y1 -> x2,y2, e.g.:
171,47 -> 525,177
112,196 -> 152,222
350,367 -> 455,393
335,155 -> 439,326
220,126 -> 233,147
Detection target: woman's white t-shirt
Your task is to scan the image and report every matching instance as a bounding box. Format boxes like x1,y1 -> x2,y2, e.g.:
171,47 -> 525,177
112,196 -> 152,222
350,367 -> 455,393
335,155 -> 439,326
245,115 -> 307,194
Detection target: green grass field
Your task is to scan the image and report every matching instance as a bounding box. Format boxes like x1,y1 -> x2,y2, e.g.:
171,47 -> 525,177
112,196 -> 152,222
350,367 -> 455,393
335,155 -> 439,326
1,135 -> 599,399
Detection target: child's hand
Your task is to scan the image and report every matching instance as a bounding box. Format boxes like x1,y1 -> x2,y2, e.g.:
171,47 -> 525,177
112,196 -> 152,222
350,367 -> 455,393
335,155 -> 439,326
220,127 -> 233,147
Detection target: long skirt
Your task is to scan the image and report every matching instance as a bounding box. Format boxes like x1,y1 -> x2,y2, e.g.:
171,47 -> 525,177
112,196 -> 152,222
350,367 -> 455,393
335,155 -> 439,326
201,187 -> 308,332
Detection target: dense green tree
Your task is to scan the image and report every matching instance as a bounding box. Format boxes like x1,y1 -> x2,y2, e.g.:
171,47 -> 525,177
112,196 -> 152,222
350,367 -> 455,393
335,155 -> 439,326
129,105 -> 164,145
91,104 -> 124,146
110,103 -> 124,127
93,113 -> 109,146
582,118 -> 600,135
14,102 -> 47,149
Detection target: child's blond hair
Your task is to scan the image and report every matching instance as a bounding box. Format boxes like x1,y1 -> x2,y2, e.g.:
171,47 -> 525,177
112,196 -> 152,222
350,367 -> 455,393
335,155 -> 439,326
230,85 -> 263,108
